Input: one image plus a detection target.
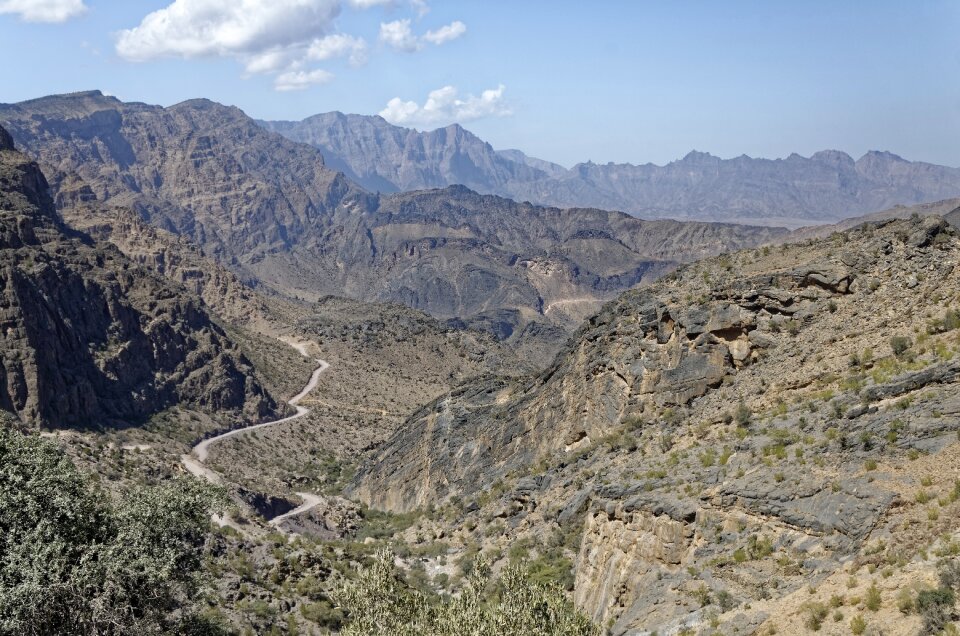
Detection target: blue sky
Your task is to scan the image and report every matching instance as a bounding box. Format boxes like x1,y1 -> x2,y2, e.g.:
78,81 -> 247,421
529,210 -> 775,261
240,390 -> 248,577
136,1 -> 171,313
1,0 -> 958,167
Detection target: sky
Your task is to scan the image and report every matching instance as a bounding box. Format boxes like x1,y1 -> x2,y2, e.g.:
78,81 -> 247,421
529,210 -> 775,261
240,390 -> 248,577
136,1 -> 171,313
1,0 -> 959,168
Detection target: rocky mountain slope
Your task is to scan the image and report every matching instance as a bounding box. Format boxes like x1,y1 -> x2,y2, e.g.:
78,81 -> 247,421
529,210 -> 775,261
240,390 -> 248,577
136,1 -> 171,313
352,214 -> 960,634
263,112 -> 960,227
0,126 -> 278,429
786,196 -> 960,242
1,92 -> 785,342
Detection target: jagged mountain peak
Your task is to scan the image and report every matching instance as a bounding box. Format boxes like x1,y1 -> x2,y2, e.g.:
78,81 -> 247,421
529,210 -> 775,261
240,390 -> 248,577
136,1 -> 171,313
858,149 -> 906,162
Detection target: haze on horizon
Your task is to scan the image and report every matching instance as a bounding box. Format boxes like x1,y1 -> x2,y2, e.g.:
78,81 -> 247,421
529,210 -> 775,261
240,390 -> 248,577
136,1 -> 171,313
1,0 -> 958,168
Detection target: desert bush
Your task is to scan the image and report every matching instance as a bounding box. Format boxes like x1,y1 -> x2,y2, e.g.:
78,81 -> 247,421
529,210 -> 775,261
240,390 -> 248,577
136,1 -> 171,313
890,336 -> 912,357
850,614 -> 866,635
336,549 -> 601,636
734,402 -> 752,427
896,588 -> 914,614
916,587 -> 956,634
804,602 -> 828,631
864,583 -> 882,611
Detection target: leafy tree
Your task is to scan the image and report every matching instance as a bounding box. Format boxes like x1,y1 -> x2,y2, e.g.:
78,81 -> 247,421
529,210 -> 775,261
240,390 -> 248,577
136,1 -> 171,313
337,549 -> 601,636
0,429 -> 224,635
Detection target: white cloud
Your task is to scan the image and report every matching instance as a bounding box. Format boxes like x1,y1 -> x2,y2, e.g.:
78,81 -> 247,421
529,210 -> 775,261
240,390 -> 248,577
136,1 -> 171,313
307,33 -> 367,66
116,0 -> 341,61
274,68 -> 334,91
116,0 -> 376,91
243,48 -> 295,74
0,0 -> 86,22
409,0 -> 428,17
379,84 -> 510,127
348,0 -> 393,7
378,18 -> 420,52
115,0 -> 461,92
348,0 -> 428,14
379,18 -> 465,52
422,20 -> 465,45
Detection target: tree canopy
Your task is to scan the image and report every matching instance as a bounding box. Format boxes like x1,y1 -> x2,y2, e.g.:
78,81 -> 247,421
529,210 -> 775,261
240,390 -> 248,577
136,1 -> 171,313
0,429 -> 222,635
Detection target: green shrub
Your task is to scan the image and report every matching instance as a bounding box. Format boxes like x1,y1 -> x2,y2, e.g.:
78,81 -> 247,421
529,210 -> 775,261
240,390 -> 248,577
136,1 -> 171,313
336,549 -> 601,636
735,402 -> 752,427
850,614 -> 866,635
804,602 -> 828,631
0,429 -> 223,636
890,336 -> 912,357
916,587 -> 956,633
864,584 -> 882,611
896,588 -> 914,614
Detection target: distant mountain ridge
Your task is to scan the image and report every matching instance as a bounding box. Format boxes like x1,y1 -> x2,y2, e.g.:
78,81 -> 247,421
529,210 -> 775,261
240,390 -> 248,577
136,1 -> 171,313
261,112 -> 960,227
259,112 -> 548,195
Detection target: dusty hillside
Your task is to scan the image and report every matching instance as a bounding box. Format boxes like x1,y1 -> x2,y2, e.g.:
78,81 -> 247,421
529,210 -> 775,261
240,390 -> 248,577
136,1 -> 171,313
352,215 -> 960,634
205,295 -> 530,497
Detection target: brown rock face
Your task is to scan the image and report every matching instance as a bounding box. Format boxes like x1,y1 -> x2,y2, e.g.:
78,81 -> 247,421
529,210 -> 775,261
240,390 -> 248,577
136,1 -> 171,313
0,127 -> 278,428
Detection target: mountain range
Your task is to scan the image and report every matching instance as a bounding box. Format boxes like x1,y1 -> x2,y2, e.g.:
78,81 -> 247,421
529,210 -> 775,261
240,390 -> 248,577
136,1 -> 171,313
2,88 -> 960,636
0,91 -> 784,352
262,112 -> 960,227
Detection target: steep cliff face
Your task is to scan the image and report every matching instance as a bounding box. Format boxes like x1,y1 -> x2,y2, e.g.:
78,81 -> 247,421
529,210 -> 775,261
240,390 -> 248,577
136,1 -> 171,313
352,215 -> 960,633
0,128 -> 278,429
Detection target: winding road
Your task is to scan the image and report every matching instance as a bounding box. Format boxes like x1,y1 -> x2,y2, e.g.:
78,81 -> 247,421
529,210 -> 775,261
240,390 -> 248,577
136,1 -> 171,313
181,338 -> 330,528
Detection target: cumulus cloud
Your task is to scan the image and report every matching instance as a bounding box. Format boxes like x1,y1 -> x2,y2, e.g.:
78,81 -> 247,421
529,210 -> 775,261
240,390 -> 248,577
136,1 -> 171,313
422,20 -> 465,45
379,84 -> 510,127
0,0 -> 87,23
307,33 -> 367,66
115,0 -> 462,91
115,0 -> 341,61
379,18 -> 465,52
116,0 -> 379,91
378,18 -> 420,52
274,68 -> 334,91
